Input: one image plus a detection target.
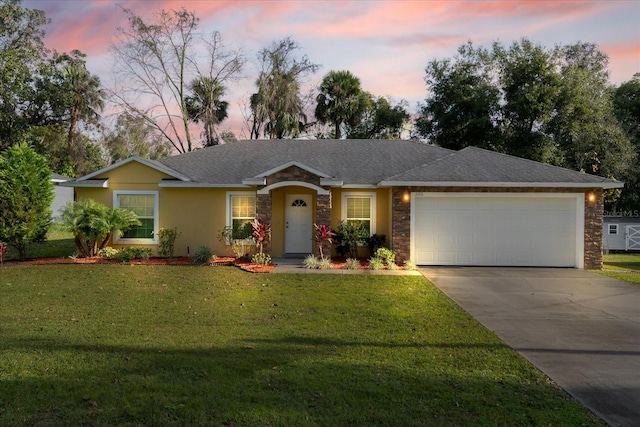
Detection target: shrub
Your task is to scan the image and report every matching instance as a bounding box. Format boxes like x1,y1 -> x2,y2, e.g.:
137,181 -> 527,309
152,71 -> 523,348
251,218 -> 271,256
387,261 -> 399,270
60,199 -> 140,257
156,227 -> 180,258
303,254 -> 319,269
368,257 -> 384,270
251,252 -> 271,266
218,226 -> 253,259
317,257 -> 332,270
345,257 -> 360,270
366,234 -> 386,256
192,246 -> 215,265
0,143 -> 54,260
115,247 -> 153,262
97,247 -> 119,259
333,221 -> 368,258
404,260 -> 417,271
374,247 -> 396,266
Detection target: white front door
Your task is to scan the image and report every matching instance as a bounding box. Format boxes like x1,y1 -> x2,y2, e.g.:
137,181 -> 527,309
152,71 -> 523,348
285,194 -> 312,254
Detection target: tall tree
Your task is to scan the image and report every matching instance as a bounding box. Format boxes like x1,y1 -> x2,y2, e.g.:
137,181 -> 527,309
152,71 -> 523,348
104,113 -> 172,163
315,70 -> 368,139
347,95 -> 410,139
110,7 -> 244,153
611,74 -> 640,211
0,0 -> 48,147
185,77 -> 228,146
0,142 -> 53,260
415,42 -> 501,150
494,39 -> 561,161
249,37 -> 319,139
416,39 -> 634,186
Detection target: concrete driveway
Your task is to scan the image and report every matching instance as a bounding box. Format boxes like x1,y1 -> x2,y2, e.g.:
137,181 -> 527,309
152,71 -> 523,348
420,267 -> 640,427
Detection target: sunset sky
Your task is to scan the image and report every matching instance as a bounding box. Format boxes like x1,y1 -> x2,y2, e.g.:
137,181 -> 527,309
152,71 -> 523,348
23,0 -> 640,139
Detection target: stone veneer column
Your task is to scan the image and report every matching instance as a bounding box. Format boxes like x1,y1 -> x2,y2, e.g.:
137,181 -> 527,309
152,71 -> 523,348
316,193 -> 332,257
256,193 -> 272,255
391,187 -> 411,262
584,189 -> 603,269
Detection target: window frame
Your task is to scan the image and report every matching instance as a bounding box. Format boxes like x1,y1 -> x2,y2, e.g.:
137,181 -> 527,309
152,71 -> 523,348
226,191 -> 257,241
113,190 -> 159,244
608,224 -> 619,235
341,192 -> 377,235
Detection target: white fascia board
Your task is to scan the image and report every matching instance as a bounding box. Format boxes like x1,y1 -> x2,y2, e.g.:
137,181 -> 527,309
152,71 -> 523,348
78,157 -> 191,182
60,179 -> 109,188
320,179 -> 344,186
242,178 -> 267,185
256,161 -> 333,179
340,184 -> 378,189
378,181 -> 625,189
158,181 -> 252,188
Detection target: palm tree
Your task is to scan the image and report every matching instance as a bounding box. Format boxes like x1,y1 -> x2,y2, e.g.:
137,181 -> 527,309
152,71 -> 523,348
186,77 -> 229,146
61,64 -> 105,150
315,70 -> 368,139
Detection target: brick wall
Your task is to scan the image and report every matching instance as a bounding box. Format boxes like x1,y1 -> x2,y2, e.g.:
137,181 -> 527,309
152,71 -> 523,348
256,193 -> 272,254
391,186 -> 603,269
265,166 -> 321,186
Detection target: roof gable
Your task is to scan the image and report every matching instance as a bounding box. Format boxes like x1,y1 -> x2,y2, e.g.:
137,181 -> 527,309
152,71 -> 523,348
78,157 -> 190,182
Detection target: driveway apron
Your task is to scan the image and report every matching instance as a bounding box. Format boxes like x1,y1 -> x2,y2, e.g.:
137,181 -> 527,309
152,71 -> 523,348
421,267 -> 640,427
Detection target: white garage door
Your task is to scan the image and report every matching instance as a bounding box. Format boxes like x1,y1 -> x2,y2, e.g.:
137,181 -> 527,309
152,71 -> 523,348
412,193 -> 584,267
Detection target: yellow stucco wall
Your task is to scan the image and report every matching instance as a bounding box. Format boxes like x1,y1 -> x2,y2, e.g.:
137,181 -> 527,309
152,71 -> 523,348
75,161 -> 248,256
74,160 -> 395,258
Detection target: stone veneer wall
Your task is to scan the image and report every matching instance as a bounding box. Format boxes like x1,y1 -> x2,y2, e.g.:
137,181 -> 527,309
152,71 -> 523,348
257,165 -> 332,257
256,193 -> 272,254
391,187 -> 604,269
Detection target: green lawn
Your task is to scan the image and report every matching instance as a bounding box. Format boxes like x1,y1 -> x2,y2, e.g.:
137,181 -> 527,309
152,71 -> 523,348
597,253 -> 640,285
3,224 -> 76,262
0,265 -> 603,426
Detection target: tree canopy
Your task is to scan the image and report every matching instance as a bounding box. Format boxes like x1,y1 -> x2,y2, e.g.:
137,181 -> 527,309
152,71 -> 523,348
315,70 -> 368,139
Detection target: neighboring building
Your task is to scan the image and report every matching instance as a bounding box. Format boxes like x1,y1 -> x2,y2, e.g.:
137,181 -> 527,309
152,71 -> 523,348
62,139 -> 623,269
603,216 -> 640,252
51,173 -> 74,220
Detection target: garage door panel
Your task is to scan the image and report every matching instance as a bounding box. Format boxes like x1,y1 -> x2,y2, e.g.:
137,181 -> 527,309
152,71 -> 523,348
413,195 -> 580,267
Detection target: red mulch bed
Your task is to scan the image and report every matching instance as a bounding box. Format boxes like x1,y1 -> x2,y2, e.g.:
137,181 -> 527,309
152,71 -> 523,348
2,256 -> 276,273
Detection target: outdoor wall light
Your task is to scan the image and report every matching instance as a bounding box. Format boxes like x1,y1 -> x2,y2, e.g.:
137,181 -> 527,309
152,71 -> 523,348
588,192 -> 597,203
403,191 -> 410,203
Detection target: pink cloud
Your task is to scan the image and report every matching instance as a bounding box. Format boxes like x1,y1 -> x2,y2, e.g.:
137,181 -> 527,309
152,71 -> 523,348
601,40 -> 640,83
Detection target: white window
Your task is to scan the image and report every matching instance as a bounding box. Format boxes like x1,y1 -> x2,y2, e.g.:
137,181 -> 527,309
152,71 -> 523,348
227,192 -> 256,239
113,191 -> 158,243
608,224 -> 619,235
342,192 -> 376,235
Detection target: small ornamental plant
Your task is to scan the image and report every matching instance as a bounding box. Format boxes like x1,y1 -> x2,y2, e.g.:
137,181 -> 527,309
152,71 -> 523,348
251,218 -> 271,264
313,223 -> 335,260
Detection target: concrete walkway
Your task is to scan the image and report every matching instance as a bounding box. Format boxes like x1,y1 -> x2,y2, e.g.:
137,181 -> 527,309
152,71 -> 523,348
420,267 -> 640,427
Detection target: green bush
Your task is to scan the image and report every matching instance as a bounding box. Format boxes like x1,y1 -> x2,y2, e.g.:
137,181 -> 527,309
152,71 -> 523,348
303,254 -> 319,269
317,258 -> 332,270
192,246 -> 215,265
368,257 -> 384,270
115,247 -> 153,262
374,247 -> 396,266
345,258 -> 360,270
366,234 -> 386,256
333,221 -> 368,258
156,227 -> 180,258
404,260 -> 417,271
97,247 -> 119,259
251,252 -> 271,266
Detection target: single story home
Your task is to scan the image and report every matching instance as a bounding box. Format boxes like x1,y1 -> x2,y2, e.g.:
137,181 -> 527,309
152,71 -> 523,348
603,216 -> 640,252
51,173 -> 74,220
63,139 -> 623,269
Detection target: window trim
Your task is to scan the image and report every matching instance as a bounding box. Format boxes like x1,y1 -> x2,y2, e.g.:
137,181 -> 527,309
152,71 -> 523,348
341,192 -> 377,235
226,191 -> 257,241
608,224 -> 619,235
113,190 -> 159,244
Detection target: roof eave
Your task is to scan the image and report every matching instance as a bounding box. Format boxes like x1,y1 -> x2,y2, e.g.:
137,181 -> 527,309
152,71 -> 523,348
158,181 -> 252,188
60,179 -> 109,188
378,181 -> 625,189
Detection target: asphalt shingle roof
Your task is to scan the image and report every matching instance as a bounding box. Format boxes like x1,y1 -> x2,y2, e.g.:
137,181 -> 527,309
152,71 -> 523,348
384,146 -> 617,185
158,139 -> 455,185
